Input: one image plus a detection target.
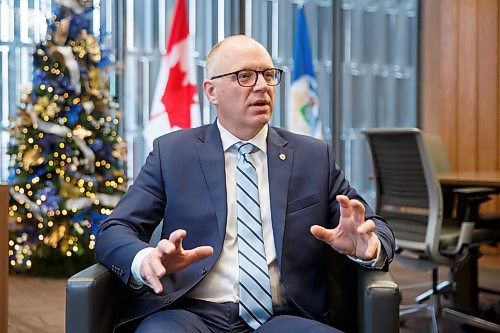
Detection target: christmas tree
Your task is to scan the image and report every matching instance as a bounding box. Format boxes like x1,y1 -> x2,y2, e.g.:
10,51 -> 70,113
7,0 -> 127,276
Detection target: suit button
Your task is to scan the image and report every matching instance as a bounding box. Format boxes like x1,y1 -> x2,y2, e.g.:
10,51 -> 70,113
165,297 -> 173,305
202,267 -> 208,275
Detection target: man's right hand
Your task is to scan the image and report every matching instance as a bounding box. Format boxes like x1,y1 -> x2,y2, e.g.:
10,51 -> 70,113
140,229 -> 213,294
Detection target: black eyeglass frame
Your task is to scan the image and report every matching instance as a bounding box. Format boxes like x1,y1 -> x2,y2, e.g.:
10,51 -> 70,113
210,68 -> 284,87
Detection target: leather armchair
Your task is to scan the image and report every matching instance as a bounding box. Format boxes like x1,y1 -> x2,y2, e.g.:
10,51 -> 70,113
66,251 -> 399,333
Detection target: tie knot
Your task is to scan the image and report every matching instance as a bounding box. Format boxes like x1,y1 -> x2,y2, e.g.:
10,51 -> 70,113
235,142 -> 256,156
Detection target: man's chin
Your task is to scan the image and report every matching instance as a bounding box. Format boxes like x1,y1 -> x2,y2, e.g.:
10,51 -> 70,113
252,114 -> 271,126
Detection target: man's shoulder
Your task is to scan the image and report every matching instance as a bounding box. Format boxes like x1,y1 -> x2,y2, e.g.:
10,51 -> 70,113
155,124 -> 212,144
270,126 -> 327,147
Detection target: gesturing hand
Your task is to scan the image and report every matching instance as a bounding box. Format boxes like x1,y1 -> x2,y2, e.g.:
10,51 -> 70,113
140,229 -> 213,294
310,195 -> 379,260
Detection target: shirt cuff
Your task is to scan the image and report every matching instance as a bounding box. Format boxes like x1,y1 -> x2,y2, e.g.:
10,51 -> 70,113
347,239 -> 385,268
130,247 -> 155,288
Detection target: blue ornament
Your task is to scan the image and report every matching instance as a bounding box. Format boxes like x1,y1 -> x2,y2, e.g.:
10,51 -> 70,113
67,104 -> 82,126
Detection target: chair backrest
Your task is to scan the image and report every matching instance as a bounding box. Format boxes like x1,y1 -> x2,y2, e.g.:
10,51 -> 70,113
362,128 -> 444,261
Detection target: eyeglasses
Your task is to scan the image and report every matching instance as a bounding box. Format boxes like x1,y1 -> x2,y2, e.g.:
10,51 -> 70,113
210,68 -> 283,87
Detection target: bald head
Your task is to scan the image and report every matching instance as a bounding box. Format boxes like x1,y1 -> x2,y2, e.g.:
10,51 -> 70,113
205,35 -> 272,78
202,34 -> 276,140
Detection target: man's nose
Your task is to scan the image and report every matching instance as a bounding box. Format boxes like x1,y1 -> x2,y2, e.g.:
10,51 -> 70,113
253,73 -> 269,90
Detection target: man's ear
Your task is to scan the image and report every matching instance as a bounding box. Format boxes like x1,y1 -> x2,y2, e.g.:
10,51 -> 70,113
203,80 -> 217,105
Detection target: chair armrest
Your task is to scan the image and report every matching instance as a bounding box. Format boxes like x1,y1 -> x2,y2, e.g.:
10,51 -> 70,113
66,263 -> 115,333
328,252 -> 399,333
454,187 -> 497,222
357,267 -> 399,333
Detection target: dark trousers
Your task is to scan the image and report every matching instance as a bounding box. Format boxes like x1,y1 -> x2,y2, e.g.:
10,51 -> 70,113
135,298 -> 343,333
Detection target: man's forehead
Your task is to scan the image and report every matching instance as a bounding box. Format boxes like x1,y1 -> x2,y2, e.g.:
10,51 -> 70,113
218,44 -> 271,66
207,36 -> 273,75
220,38 -> 264,55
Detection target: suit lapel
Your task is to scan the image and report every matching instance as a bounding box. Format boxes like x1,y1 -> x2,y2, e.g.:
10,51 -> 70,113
195,123 -> 227,241
267,127 -> 293,269
194,124 -> 293,265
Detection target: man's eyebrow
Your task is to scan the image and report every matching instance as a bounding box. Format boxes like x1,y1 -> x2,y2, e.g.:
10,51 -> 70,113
239,67 -> 275,71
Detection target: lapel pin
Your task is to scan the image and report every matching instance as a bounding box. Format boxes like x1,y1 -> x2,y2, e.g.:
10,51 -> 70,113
279,153 -> 286,161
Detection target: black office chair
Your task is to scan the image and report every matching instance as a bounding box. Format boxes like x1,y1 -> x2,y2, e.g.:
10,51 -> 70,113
66,225 -> 399,333
363,128 -> 500,333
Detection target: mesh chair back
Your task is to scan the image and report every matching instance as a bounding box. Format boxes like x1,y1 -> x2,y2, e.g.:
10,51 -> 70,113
363,128 -> 443,254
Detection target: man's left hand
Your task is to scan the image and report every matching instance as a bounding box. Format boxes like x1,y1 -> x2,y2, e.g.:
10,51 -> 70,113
310,195 -> 380,260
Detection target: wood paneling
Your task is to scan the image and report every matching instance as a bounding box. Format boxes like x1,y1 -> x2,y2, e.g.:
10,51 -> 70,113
422,0 -> 500,212
441,0 -> 459,168
478,0 -> 499,172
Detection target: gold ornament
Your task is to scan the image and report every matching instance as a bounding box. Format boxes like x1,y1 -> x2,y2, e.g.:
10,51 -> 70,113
84,67 -> 105,96
45,101 -> 60,118
83,31 -> 101,63
73,30 -> 102,63
72,127 -> 93,140
22,148 -> 45,170
59,181 -> 84,198
44,224 -> 67,248
15,109 -> 32,127
33,96 -> 50,116
93,99 -> 111,115
54,17 -> 71,45
34,96 -> 60,119
112,142 -> 127,162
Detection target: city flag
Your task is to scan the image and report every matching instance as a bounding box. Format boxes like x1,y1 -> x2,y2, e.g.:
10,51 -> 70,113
289,5 -> 322,139
144,0 -> 200,151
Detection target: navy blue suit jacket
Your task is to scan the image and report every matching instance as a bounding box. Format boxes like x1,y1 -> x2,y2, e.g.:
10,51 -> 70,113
95,123 -> 395,330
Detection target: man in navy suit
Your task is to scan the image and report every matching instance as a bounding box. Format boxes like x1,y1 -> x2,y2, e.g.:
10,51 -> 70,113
95,35 -> 395,333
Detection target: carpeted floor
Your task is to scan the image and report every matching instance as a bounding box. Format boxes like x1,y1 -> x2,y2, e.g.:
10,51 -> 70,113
9,275 -> 66,332
397,245 -> 500,333
8,245 -> 500,333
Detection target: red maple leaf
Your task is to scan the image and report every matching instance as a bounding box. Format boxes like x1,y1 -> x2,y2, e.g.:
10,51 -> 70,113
161,61 -> 197,128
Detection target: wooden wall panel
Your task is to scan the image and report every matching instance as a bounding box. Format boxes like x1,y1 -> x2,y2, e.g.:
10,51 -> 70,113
478,0 -> 499,210
457,0 -> 479,172
440,0 -> 459,168
422,0 -> 500,212
478,0 -> 498,169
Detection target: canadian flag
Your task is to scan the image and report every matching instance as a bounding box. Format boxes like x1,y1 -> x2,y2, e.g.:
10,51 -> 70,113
144,0 -> 200,152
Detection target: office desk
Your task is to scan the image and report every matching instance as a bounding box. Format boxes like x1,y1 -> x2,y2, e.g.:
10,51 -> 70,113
439,170 -> 500,188
438,171 -> 500,314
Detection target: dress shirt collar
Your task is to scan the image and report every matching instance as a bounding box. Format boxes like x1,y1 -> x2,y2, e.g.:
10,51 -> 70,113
217,120 -> 268,154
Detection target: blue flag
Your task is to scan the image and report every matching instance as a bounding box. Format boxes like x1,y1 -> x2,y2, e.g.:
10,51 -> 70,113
289,5 -> 322,138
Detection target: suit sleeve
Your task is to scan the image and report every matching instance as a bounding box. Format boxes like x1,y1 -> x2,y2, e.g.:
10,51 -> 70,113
95,137 -> 167,284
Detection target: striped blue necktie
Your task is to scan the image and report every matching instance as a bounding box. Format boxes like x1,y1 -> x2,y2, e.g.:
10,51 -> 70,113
235,142 -> 273,329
